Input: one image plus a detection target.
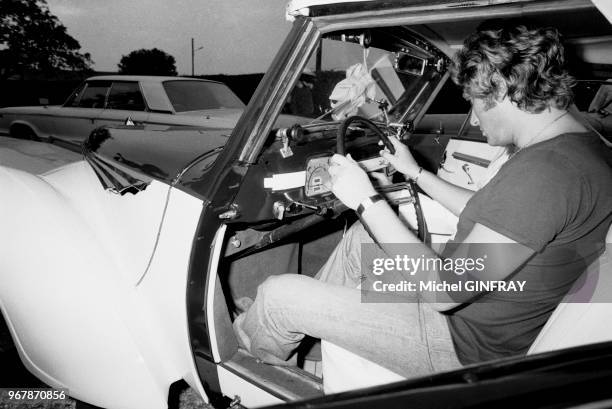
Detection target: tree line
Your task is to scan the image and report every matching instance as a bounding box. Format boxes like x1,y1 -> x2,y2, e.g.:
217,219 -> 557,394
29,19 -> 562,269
1,0 -> 179,79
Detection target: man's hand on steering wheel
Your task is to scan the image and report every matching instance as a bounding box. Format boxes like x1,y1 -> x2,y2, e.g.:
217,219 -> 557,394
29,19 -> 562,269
332,116 -> 428,242
379,135 -> 421,179
328,154 -> 377,210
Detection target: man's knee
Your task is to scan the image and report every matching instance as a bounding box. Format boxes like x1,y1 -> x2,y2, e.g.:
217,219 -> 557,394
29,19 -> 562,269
339,222 -> 372,256
257,274 -> 310,307
345,221 -> 369,242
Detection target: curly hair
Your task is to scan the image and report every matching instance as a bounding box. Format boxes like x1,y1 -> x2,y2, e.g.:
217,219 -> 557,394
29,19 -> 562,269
450,25 -> 575,113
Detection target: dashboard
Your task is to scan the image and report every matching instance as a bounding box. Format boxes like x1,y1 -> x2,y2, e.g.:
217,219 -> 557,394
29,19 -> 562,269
231,121 -> 414,225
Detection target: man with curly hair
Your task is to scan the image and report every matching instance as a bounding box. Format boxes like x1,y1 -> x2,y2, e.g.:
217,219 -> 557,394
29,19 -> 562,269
234,25 -> 612,376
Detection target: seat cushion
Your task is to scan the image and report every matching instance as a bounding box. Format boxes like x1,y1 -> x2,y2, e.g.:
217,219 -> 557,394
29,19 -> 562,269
321,340 -> 404,394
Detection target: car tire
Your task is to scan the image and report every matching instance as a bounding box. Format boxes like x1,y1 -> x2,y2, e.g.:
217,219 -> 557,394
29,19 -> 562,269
9,124 -> 40,141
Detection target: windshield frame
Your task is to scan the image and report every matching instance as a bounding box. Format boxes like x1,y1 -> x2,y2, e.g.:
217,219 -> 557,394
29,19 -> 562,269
234,12 -> 453,164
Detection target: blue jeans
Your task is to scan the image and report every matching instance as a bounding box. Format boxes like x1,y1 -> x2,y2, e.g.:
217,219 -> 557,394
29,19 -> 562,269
233,222 -> 461,378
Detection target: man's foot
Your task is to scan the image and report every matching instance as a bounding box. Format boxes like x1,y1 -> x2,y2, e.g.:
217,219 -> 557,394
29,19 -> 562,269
235,296 -> 254,314
233,307 -> 298,367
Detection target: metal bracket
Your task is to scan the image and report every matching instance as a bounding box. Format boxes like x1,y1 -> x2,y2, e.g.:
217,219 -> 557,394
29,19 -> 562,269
462,163 -> 475,185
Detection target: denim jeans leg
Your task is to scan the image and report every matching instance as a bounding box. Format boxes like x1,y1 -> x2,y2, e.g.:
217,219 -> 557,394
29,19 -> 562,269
314,222 -> 378,286
233,222 -> 461,377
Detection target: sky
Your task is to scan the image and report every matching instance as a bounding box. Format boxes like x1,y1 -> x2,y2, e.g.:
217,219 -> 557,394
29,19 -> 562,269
46,0 -> 292,76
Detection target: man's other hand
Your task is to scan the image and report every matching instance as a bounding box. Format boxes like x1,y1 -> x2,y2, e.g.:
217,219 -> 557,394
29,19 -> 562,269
380,135 -> 421,179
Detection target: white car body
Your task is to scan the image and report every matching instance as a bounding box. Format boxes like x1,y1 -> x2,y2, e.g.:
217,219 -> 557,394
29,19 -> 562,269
0,161 -> 206,408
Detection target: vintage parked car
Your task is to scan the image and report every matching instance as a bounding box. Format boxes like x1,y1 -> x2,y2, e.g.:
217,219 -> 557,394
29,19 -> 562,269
1,0 -> 611,408
0,75 -> 247,146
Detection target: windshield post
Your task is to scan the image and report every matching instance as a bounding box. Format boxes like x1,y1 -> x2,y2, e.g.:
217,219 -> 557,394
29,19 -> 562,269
235,17 -> 320,164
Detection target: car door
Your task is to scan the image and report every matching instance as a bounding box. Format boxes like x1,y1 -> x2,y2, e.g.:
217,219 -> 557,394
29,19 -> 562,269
53,80 -> 110,144
95,81 -> 150,128
412,80 -> 508,192
436,114 -> 508,191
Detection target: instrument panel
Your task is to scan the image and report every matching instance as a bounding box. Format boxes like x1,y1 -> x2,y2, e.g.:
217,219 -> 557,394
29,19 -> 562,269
304,155 -> 396,197
305,157 -> 332,197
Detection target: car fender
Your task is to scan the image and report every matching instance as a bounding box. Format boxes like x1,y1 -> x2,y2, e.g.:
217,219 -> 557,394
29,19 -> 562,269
8,119 -> 44,138
1,105 -> 64,139
0,162 -> 207,408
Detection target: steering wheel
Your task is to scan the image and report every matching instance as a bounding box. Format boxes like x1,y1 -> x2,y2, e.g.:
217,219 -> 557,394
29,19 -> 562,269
336,115 -> 428,243
336,115 -> 395,155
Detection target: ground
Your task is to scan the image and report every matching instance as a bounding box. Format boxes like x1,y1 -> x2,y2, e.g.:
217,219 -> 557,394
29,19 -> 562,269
0,137 -> 212,409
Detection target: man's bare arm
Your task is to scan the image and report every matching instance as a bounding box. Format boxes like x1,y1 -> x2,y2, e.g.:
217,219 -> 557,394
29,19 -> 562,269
380,136 -> 473,216
413,169 -> 474,216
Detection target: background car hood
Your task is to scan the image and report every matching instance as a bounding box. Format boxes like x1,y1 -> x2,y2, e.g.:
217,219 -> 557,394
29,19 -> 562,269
173,108 -> 244,129
174,108 -> 316,129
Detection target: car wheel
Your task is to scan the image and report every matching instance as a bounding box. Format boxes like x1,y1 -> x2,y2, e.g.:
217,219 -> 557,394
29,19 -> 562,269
9,124 -> 40,141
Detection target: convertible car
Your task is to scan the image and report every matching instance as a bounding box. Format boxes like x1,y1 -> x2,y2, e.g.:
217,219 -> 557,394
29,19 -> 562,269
0,75 -> 246,147
1,0 -> 611,408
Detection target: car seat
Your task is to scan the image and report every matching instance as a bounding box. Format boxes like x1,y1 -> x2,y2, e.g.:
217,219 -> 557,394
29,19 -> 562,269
527,225 -> 612,353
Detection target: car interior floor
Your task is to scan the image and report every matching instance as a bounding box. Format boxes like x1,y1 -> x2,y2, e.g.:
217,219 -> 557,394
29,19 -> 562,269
216,216 -> 351,398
